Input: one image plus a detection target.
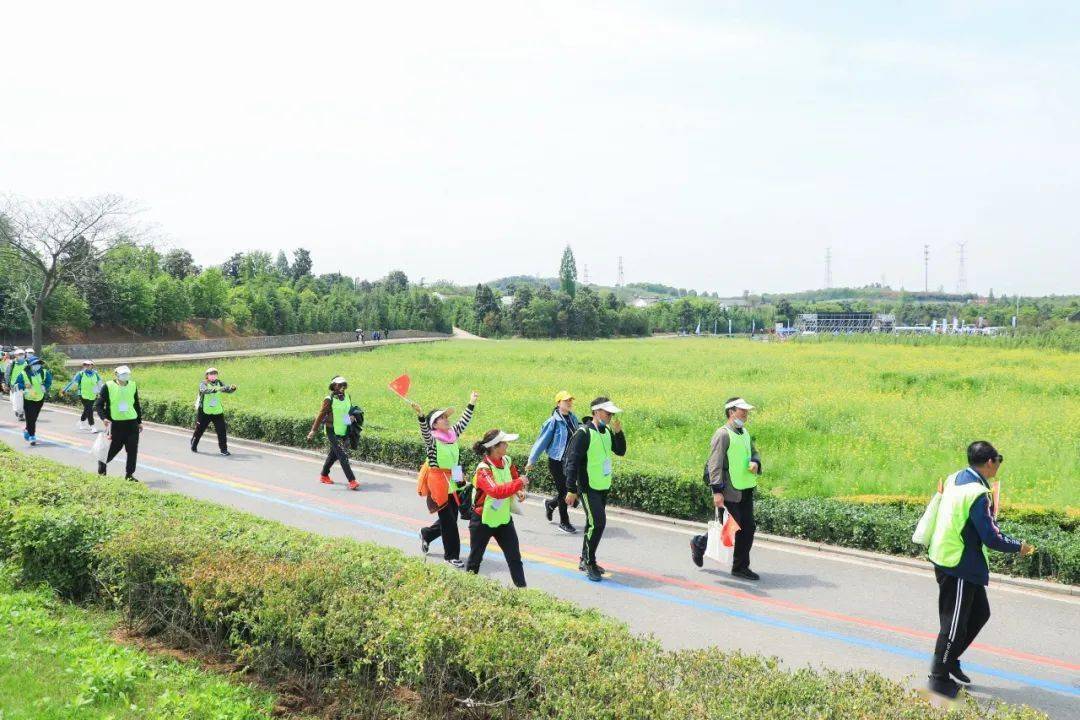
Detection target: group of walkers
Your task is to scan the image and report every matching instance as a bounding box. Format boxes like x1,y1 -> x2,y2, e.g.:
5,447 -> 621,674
1,349 -> 1037,697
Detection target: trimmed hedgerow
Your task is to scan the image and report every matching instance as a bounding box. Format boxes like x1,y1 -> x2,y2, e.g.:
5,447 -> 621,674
0,446 -> 1048,720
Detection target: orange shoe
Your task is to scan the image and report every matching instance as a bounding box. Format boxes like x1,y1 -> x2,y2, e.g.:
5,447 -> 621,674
319,475 -> 333,485
347,480 -> 360,491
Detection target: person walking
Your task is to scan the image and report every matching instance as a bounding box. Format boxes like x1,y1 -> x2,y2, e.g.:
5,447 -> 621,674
410,392 -> 478,568
61,360 -> 103,432
563,397 -> 626,582
306,376 -> 360,490
190,367 -> 237,455
690,397 -> 763,580
926,441 -> 1035,697
525,390 -> 581,533
15,355 -> 52,446
466,429 -> 529,587
95,365 -> 142,481
7,348 -> 28,421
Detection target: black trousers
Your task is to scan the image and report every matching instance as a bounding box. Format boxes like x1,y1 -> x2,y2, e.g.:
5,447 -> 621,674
728,487 -> 757,572
580,487 -> 608,565
191,410 -> 228,452
466,516 -> 526,587
321,428 -> 355,481
98,420 -> 139,477
931,568 -> 990,676
421,502 -> 461,561
80,399 -> 96,425
24,398 -> 44,436
546,458 -> 571,525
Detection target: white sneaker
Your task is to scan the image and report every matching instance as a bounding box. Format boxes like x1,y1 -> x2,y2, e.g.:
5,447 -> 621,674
78,420 -> 88,431
89,426 -> 101,434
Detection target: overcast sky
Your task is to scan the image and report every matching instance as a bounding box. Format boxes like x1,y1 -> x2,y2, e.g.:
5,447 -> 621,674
2,1 -> 1077,296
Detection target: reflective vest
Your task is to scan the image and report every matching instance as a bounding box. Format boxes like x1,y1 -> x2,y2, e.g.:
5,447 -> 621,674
106,381 -> 138,421
928,471 -> 991,568
79,371 -> 101,401
475,456 -> 514,528
24,371 -> 45,402
10,360 -> 27,388
435,437 -> 464,492
586,426 -> 613,491
329,392 -> 352,436
727,427 -> 757,490
202,381 -> 225,416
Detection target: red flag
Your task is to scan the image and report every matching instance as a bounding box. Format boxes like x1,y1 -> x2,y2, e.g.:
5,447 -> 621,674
721,512 -> 741,548
388,374 -> 411,399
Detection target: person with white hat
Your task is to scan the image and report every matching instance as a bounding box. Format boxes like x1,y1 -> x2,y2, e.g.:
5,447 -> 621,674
408,391 -> 479,568
62,360 -> 103,432
190,367 -> 237,456
690,397 -> 763,580
563,396 -> 627,582
15,354 -> 53,446
6,348 -> 28,420
465,428 -> 529,587
95,365 -> 142,481
306,376 -> 360,490
525,390 -> 581,534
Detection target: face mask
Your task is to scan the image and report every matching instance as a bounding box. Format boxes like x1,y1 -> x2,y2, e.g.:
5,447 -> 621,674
207,375 -> 218,383
732,418 -> 745,429
118,373 -> 131,382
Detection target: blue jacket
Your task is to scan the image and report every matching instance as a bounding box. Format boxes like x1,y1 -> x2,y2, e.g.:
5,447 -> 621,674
16,366 -> 53,396
935,467 -> 1022,586
527,409 -> 581,465
62,369 -> 102,395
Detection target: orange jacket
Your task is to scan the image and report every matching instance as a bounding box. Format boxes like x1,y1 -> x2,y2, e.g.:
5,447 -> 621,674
417,464 -> 455,513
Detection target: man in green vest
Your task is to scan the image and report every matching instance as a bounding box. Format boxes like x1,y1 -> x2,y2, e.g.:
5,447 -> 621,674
690,397 -> 762,580
190,367 -> 237,455
15,355 -> 53,446
7,348 -> 28,421
926,441 -> 1034,697
564,397 -> 627,583
61,360 -> 103,432
94,365 -> 143,482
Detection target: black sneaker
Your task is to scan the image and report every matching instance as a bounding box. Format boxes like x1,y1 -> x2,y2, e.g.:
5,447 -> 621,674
585,563 -> 603,582
578,560 -> 606,575
557,522 -> 577,534
445,558 -> 464,569
419,530 -> 430,555
544,499 -> 555,523
947,662 -> 971,684
927,674 -> 960,698
190,444 -> 198,453
690,539 -> 704,568
125,476 -> 139,483
220,450 -> 231,456
732,568 -> 760,581
97,462 -> 107,476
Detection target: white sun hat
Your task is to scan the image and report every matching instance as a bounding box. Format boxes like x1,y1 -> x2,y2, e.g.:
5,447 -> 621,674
724,397 -> 755,411
483,430 -> 520,448
331,376 -> 347,385
205,367 -> 219,375
590,399 -> 622,413
115,365 -> 132,376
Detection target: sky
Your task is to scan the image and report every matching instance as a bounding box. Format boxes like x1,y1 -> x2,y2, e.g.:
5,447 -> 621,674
2,1 -> 1078,297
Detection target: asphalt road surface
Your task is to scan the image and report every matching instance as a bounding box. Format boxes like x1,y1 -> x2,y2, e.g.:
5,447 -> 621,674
2,406 -> 1077,719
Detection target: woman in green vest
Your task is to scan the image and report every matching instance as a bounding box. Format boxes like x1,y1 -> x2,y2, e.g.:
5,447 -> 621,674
409,391 -> 478,568
94,365 -> 142,481
7,348 -> 28,421
465,429 -> 528,587
62,360 -> 103,432
191,367 -> 237,456
306,376 -> 360,490
15,355 -> 53,446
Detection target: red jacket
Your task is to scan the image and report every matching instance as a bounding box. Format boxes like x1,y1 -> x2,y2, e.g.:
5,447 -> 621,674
473,455 -> 524,512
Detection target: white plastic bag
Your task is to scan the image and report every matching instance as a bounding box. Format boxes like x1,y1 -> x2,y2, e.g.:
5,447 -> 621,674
510,492 -> 525,516
91,431 -> 110,464
912,479 -> 947,545
705,508 -> 735,566
11,389 -> 24,416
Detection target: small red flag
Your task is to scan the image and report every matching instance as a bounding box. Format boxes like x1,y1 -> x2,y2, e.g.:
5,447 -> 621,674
388,374 -> 411,399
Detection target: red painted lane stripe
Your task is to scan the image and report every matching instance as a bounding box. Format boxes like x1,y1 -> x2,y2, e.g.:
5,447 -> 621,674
21,423 -> 1080,674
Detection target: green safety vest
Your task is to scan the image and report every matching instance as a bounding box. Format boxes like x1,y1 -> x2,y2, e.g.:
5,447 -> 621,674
10,361 -> 27,388
202,381 -> 225,416
927,471 -> 991,568
330,392 -> 352,436
106,381 -> 138,421
24,372 -> 45,402
476,457 -> 514,528
435,438 -> 464,492
79,371 -> 100,401
727,427 -> 757,490
586,427 -> 613,491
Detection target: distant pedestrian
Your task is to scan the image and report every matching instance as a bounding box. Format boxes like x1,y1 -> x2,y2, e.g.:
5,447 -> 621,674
466,429 -> 529,587
926,441 -> 1035,697
190,367 -> 237,455
355,328 -> 364,343
410,391 -> 478,568
15,355 -> 52,446
306,376 -> 360,490
689,397 -> 762,580
525,390 -> 581,534
563,397 -> 626,582
95,365 -> 142,481
7,348 -> 27,420
62,360 -> 103,432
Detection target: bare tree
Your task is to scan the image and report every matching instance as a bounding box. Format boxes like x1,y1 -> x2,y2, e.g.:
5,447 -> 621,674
0,194 -> 140,354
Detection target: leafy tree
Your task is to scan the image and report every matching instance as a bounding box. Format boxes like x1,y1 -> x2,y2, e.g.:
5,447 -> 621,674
559,246 -> 577,298
221,253 -> 243,283
152,274 -> 193,331
383,270 -> 409,294
569,286 -> 600,338
775,297 -> 795,325
291,248 -> 313,280
274,250 -> 291,278
188,268 -> 230,319
473,284 -> 500,330
162,248 -> 200,280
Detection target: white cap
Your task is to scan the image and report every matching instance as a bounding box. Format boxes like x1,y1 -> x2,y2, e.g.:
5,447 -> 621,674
428,408 -> 452,424
205,367 -> 218,375
724,397 -> 754,411
115,365 -> 131,376
83,359 -> 95,366
591,400 -> 622,413
14,348 -> 25,356
483,430 -> 519,448
331,376 -> 347,385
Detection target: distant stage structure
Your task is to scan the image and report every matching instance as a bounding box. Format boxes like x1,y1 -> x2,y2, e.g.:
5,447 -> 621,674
796,312 -> 895,334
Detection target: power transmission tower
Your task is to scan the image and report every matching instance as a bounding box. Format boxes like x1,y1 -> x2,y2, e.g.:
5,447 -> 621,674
923,244 -> 930,292
583,264 -> 590,285
956,242 -> 967,294
824,247 -> 832,288
616,256 -> 624,287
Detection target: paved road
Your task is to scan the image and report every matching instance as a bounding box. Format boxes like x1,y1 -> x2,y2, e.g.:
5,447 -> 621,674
3,406 -> 1077,719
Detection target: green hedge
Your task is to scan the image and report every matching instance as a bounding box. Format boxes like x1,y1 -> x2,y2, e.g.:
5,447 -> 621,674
0,446 -> 1047,720
53,395 -> 1080,585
